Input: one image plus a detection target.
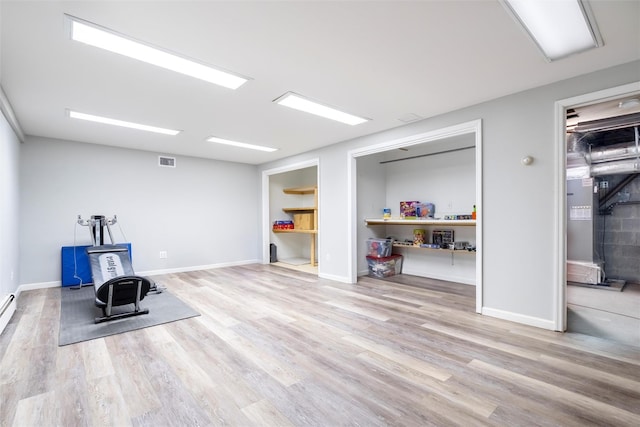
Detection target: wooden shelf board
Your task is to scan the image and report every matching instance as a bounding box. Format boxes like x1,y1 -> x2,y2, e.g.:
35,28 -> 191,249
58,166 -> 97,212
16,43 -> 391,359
272,229 -> 318,234
282,207 -> 316,212
283,186 -> 317,195
365,218 -> 476,226
393,243 -> 476,254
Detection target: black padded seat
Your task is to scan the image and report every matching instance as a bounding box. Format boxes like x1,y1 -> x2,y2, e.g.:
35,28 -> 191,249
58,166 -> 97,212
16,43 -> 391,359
86,244 -> 152,323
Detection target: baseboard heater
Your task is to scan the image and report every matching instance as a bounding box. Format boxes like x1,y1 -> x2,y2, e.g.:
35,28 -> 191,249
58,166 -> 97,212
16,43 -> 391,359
0,294 -> 17,335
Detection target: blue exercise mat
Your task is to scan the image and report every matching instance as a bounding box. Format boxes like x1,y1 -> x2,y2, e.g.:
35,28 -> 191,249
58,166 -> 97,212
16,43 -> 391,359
60,243 -> 131,287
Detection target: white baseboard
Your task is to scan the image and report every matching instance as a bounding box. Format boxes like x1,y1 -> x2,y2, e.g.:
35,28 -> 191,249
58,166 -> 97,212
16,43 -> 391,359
482,307 -> 557,331
17,281 -> 60,294
16,259 -> 262,291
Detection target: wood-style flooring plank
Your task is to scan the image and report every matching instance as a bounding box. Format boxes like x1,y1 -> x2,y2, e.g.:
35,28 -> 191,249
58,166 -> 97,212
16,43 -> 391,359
469,358 -> 640,426
1,266 -> 639,426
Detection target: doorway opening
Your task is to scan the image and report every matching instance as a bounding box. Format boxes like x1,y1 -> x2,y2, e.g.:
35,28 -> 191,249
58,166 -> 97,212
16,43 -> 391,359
556,82 -> 640,346
347,120 -> 483,313
262,159 -> 319,275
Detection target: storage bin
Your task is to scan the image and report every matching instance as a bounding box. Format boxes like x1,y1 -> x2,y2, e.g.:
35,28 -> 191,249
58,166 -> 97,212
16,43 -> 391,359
366,254 -> 403,278
366,238 -> 393,258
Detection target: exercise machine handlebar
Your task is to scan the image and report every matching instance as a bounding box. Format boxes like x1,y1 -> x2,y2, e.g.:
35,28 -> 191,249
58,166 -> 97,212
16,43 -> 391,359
77,214 -> 118,246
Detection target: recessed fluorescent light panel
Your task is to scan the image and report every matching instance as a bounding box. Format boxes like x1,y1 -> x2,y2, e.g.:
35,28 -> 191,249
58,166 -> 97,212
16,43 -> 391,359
206,136 -> 278,152
501,0 -> 602,61
66,14 -> 249,89
68,110 -> 180,135
274,92 -> 369,126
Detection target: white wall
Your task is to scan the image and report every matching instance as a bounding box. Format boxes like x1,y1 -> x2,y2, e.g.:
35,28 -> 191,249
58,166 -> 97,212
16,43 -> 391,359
259,60 -> 640,329
0,110 -> 20,298
384,145 -> 475,219
19,136 -> 260,285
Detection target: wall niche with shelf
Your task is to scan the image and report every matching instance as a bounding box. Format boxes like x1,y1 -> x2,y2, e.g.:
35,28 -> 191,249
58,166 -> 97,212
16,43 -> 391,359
269,166 -> 318,268
357,134 -> 477,285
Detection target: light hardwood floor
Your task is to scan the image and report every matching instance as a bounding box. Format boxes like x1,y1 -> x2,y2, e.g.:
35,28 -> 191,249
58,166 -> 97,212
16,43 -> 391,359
1,265 -> 639,426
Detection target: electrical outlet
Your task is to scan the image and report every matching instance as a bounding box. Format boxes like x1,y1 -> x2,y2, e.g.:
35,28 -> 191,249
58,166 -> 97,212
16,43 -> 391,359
159,251 -> 168,259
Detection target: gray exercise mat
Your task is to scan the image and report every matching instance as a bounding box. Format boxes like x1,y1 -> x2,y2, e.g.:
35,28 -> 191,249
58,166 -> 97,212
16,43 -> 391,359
59,285 -> 200,346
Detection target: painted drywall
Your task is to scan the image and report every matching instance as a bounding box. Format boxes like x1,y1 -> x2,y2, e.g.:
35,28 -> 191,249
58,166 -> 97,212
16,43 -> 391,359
269,167 -> 317,262
383,144 -> 475,219
19,136 -> 260,285
259,60 -> 640,327
0,109 -> 20,297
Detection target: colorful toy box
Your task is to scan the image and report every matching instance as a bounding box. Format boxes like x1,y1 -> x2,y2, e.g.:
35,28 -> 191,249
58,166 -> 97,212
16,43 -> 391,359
416,203 -> 435,218
400,201 -> 435,219
273,220 -> 294,230
400,201 -> 419,219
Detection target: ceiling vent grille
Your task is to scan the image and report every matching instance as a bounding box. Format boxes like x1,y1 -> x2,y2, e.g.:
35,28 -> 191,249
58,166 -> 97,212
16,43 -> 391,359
158,156 -> 176,168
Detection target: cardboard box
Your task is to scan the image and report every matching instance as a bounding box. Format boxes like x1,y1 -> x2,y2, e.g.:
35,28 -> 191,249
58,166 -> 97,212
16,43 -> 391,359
293,213 -> 313,230
400,201 -> 419,219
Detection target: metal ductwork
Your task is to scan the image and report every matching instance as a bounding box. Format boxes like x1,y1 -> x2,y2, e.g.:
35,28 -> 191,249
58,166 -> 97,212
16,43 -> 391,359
573,112 -> 640,133
586,141 -> 640,164
567,125 -> 640,178
590,158 -> 640,176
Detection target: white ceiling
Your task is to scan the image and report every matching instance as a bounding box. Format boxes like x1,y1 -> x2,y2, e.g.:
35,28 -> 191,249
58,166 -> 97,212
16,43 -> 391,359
1,1 -> 639,165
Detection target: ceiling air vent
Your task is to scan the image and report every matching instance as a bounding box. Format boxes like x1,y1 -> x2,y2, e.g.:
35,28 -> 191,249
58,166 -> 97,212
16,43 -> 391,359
158,156 -> 176,168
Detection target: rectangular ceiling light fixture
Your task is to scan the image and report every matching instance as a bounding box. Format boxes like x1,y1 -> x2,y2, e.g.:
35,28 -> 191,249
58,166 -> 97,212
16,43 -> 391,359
500,0 -> 602,61
66,14 -> 249,89
206,136 -> 278,152
274,92 -> 369,126
68,110 -> 181,135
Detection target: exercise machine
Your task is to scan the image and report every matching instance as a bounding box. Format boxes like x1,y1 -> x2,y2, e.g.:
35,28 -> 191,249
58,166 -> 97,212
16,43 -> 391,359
77,215 -> 153,323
